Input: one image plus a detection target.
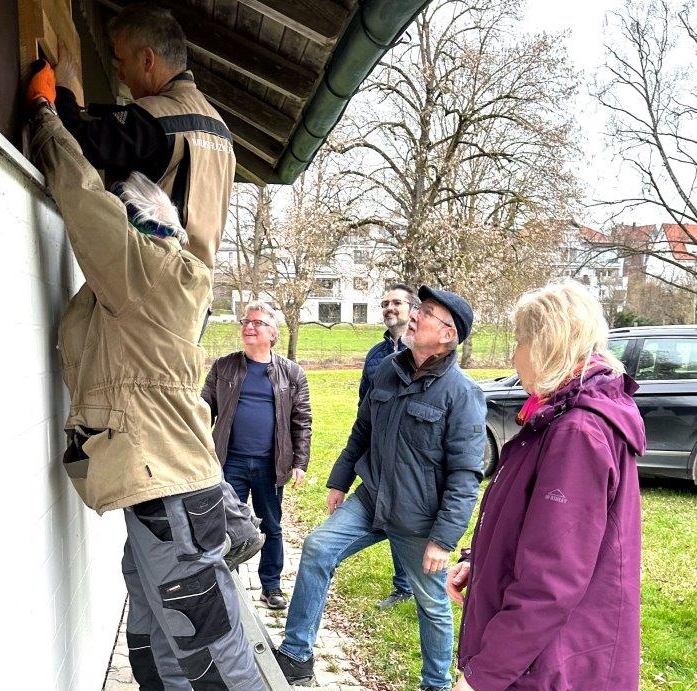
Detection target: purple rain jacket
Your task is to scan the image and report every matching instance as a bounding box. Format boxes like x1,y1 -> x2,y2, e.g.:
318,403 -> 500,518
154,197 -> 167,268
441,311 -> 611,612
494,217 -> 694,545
457,366 -> 645,691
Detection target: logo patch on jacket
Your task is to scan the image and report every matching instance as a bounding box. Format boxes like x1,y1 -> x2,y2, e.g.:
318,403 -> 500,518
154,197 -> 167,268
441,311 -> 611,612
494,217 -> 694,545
544,488 -> 568,504
113,110 -> 128,125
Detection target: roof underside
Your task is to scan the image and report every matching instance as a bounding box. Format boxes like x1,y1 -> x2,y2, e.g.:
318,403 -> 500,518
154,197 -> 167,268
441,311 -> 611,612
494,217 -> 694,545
77,0 -> 430,185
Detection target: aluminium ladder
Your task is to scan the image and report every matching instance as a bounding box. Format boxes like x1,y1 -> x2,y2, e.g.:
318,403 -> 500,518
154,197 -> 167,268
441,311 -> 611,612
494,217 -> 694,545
230,569 -> 293,690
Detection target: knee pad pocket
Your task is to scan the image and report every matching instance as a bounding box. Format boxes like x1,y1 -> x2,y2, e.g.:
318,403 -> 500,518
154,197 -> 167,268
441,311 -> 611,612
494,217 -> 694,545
126,632 -> 165,690
179,648 -> 226,689
159,565 -> 231,650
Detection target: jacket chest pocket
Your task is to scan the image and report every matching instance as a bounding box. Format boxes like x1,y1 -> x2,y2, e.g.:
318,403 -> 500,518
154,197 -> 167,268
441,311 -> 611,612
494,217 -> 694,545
400,401 -> 445,452
370,388 -> 394,428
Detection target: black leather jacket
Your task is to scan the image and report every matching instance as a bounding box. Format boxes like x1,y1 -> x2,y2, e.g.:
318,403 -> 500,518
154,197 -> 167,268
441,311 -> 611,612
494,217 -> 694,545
202,351 -> 312,486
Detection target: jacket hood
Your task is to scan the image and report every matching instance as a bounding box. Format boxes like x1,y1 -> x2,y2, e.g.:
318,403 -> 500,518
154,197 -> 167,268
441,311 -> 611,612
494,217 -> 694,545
529,366 -> 646,457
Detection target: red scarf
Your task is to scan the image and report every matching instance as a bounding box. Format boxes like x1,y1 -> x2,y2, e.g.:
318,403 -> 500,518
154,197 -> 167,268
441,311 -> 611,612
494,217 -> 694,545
515,355 -> 607,426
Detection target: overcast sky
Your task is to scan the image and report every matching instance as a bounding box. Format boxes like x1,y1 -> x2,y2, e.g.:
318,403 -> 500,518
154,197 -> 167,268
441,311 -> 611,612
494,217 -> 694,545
522,0 -> 650,229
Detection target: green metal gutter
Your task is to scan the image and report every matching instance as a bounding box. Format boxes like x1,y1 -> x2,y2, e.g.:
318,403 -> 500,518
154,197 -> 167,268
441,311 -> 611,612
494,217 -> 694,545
275,0 -> 431,184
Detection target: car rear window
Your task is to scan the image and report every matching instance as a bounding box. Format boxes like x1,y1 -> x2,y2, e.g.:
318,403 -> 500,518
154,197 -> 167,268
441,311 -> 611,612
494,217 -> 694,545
635,337 -> 697,380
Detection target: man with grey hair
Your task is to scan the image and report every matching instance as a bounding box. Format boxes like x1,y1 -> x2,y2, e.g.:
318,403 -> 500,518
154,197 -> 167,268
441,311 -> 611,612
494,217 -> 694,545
47,0 -> 263,568
203,302 -> 312,610
54,1 -> 235,269
275,286 -> 486,691
25,92 -> 264,690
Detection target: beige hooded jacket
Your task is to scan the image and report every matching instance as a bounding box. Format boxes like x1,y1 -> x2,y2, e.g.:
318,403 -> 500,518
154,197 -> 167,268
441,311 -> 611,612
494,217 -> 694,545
31,110 -> 222,515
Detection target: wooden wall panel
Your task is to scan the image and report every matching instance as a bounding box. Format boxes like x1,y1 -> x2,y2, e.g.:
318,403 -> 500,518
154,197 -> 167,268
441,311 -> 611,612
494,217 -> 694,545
0,0 -> 21,145
17,0 -> 84,104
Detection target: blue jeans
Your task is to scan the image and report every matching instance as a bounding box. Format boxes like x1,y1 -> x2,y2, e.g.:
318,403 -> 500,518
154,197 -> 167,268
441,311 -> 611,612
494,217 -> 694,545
391,547 -> 413,595
279,495 -> 453,688
224,454 -> 284,591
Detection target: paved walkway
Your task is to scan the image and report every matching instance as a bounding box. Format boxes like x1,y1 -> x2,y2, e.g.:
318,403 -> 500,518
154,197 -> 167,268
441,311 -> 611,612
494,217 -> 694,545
103,524 -> 370,690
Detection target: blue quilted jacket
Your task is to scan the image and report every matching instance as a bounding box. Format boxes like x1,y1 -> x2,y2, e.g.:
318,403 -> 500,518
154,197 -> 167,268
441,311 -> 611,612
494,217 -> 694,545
358,330 -> 407,404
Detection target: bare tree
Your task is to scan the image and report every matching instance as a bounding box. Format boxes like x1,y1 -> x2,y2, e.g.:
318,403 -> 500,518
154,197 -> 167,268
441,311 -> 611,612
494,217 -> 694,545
219,186 -> 275,310
596,0 -> 697,292
334,0 -> 581,287
224,147 -> 358,361
626,274 -> 696,324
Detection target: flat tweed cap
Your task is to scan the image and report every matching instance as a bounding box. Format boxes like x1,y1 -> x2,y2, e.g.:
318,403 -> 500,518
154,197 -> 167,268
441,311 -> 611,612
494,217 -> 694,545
418,285 -> 473,343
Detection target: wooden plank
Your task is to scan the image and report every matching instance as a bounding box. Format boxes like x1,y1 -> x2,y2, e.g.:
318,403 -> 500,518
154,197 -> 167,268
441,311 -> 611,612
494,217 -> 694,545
96,0 -> 318,100
44,0 -> 84,102
17,0 -> 84,104
17,0 -> 43,79
237,0 -> 348,44
190,59 -> 294,142
218,109 -> 283,165
234,145 -> 278,185
40,10 -> 59,64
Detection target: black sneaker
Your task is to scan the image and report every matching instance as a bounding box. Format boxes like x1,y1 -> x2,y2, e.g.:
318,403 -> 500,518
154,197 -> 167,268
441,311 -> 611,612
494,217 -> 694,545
261,588 -> 288,609
274,649 -> 314,686
376,589 -> 413,608
223,532 -> 265,571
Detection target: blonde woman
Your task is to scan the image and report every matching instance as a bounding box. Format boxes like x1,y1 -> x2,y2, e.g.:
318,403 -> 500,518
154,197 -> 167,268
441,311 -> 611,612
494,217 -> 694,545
448,280 -> 645,691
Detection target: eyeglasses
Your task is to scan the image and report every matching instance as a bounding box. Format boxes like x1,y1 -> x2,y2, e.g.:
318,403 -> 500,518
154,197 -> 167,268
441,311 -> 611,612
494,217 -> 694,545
240,319 -> 270,328
381,299 -> 410,309
412,304 -> 453,329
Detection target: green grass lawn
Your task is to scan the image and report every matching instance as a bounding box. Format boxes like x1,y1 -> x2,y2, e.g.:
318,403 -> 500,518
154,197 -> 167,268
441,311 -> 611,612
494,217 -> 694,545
289,369 -> 697,691
201,322 -> 514,367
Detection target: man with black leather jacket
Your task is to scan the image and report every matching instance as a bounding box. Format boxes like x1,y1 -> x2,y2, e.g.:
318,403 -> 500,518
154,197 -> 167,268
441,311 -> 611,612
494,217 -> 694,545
202,302 -> 312,611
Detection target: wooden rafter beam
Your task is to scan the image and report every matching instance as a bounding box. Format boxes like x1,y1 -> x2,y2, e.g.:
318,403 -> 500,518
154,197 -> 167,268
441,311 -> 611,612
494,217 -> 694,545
236,0 -> 349,45
234,146 -> 278,186
218,109 -> 283,166
95,0 -> 318,100
189,59 -> 294,143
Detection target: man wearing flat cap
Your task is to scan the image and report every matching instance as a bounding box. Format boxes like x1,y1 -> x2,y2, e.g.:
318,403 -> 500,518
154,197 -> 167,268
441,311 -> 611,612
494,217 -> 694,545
275,286 -> 486,691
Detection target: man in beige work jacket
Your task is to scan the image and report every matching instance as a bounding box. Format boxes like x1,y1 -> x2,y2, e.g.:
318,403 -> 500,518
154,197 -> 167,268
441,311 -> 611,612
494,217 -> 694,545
54,2 -> 233,270
50,0 -> 263,571
27,92 -> 264,690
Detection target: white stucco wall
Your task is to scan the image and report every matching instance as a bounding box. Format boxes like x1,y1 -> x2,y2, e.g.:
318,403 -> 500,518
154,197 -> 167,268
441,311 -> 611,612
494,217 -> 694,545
1,134 -> 126,690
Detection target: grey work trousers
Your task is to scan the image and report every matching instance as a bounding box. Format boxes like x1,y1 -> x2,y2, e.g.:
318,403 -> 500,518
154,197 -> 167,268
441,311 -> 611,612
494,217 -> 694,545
122,483 -> 264,691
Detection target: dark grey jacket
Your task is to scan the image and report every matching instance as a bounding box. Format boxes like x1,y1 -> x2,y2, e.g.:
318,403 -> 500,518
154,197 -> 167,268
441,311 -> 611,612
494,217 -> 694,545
327,349 -> 486,551
202,351 -> 312,486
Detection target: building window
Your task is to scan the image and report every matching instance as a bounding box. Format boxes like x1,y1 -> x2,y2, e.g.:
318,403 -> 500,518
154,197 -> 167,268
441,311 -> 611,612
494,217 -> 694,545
353,277 -> 368,292
318,302 -> 341,323
353,249 -> 369,264
353,303 -> 367,323
311,278 -> 337,297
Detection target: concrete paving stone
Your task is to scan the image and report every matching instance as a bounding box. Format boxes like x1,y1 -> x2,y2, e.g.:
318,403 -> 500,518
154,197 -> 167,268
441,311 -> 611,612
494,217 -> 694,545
106,664 -> 135,683
104,680 -> 139,691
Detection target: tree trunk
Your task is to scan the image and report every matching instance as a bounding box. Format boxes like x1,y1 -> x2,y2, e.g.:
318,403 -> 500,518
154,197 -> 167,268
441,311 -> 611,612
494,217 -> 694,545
459,337 -> 472,368
286,320 -> 299,362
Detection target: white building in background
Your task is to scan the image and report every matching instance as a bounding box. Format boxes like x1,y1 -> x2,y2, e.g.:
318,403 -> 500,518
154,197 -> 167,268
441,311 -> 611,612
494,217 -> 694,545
215,234 -> 399,325
552,221 -> 628,315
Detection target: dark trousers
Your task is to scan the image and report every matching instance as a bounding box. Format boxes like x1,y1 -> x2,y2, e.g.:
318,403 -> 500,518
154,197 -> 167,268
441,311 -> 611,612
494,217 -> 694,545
224,454 -> 284,591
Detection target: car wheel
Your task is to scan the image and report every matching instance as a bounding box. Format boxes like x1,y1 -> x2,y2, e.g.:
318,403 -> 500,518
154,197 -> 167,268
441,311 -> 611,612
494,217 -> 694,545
483,431 -> 498,477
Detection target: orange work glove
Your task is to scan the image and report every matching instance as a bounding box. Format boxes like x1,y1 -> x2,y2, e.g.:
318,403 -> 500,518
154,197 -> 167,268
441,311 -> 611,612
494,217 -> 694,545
26,59 -> 57,107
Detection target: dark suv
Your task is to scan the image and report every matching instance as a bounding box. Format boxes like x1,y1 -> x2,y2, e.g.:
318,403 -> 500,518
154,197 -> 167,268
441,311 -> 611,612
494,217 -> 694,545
480,325 -> 697,483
